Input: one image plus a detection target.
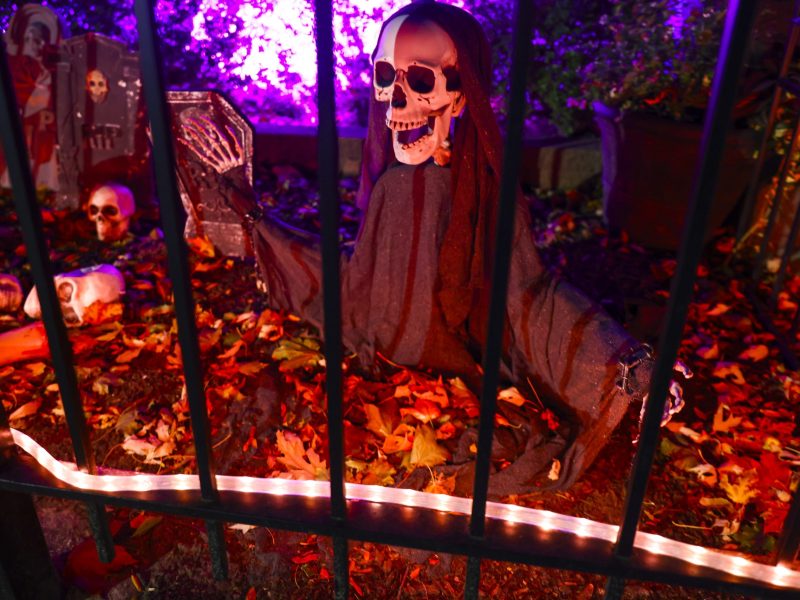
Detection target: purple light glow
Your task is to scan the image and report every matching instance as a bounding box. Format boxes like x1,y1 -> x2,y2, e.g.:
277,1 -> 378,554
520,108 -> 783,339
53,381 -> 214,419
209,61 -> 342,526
183,0 -> 463,125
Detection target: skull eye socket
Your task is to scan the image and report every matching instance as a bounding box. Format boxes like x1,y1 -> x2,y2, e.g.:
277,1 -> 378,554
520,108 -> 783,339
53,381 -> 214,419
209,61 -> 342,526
88,205 -> 100,216
374,60 -> 395,88
406,65 -> 436,94
102,205 -> 119,218
443,66 -> 461,91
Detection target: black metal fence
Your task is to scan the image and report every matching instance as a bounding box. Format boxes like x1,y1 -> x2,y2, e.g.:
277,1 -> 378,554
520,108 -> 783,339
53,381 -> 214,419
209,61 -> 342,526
0,0 -> 798,598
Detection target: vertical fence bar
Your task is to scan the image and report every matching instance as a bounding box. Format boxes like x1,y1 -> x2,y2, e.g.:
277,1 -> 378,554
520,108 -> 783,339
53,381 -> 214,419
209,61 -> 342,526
0,389 -> 60,599
133,0 -> 228,579
735,0 -> 800,242
608,2 -> 758,590
466,0 -> 532,594
314,0 -> 347,597
0,36 -> 115,565
468,0 -> 533,537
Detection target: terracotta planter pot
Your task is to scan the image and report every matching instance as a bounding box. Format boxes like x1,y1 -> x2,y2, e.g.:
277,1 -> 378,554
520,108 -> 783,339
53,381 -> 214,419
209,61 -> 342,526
595,102 -> 757,250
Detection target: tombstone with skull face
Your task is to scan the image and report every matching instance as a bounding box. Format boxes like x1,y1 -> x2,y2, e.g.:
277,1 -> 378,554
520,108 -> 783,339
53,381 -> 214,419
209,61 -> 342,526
86,69 -> 109,104
55,33 -> 150,209
87,183 -> 135,242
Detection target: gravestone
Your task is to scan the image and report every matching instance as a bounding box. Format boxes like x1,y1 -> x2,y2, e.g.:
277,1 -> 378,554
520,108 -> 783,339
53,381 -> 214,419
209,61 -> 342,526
0,4 -> 66,191
55,33 -> 150,209
167,91 -> 255,257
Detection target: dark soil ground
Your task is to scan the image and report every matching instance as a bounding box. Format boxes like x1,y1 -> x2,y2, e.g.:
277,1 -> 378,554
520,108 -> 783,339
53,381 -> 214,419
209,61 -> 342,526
0,164 -> 797,599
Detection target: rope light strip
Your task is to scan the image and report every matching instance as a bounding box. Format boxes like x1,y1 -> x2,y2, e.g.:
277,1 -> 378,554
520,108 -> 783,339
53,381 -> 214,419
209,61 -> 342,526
9,428 -> 799,589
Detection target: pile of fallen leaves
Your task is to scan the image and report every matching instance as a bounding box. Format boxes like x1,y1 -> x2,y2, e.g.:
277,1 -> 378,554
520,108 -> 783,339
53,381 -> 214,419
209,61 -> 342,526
1,174 -> 798,597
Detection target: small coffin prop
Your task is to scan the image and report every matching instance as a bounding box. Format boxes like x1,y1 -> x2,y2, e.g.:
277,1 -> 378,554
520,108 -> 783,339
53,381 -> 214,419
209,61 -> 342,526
167,90 -> 255,258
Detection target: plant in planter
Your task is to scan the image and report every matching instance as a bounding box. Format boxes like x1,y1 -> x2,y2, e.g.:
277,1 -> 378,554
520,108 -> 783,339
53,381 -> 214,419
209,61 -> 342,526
535,0 -> 769,249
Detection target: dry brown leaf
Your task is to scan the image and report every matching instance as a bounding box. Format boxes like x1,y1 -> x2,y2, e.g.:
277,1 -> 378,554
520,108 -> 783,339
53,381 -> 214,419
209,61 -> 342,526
720,472 -> 759,505
706,303 -> 730,316
423,472 -> 456,495
382,433 -> 412,454
696,344 -> 719,360
712,362 -> 746,385
275,431 -> 329,480
712,403 -> 742,433
408,424 -> 449,468
399,398 -> 441,423
186,235 -> 216,258
364,404 -> 393,438
238,361 -> 266,376
116,347 -> 144,364
497,386 -> 526,407
738,345 -> 768,362
9,399 -> 41,421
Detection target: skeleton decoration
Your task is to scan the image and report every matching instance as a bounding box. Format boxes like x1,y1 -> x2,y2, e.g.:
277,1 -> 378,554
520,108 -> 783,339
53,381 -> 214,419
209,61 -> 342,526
87,183 -> 135,242
168,91 -> 254,258
212,2 -> 663,494
0,274 -> 24,313
85,69 -> 109,104
373,15 -> 464,166
24,264 -> 125,326
0,4 -> 66,191
56,33 -> 149,209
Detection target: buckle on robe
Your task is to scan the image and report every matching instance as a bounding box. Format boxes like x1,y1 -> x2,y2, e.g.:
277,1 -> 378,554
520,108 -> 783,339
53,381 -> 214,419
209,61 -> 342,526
616,343 -> 653,395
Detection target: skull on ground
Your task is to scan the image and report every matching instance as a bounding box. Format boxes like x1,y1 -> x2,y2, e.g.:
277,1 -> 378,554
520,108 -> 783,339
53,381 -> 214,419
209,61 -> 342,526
87,183 -> 135,242
373,14 -> 465,165
23,264 -> 125,326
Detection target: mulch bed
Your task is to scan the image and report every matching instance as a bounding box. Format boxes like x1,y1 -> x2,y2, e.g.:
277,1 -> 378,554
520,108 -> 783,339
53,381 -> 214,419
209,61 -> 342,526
0,166 -> 796,599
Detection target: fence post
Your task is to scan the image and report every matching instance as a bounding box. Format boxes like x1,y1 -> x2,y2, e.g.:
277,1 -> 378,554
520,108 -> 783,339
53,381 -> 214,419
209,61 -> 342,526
0,407 -> 60,599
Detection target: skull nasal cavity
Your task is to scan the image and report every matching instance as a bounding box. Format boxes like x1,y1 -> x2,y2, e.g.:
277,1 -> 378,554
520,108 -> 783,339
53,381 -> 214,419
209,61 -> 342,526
391,85 -> 407,109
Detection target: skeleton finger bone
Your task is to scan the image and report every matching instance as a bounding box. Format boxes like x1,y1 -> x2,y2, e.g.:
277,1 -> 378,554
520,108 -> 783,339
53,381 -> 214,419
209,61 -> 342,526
182,117 -> 241,174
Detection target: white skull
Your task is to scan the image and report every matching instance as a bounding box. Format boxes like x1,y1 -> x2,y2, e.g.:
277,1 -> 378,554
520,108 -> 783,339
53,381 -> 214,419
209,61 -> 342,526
373,15 -> 465,165
86,69 -> 109,104
23,264 -> 125,327
87,184 -> 135,242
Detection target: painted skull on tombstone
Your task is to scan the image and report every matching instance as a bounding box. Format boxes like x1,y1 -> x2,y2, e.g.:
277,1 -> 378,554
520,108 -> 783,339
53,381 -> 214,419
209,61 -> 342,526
372,16 -> 464,166
85,69 -> 109,104
87,183 -> 135,242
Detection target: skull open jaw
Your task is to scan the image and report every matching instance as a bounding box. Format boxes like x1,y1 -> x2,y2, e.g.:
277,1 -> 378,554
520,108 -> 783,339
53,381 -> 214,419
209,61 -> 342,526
374,15 -> 464,166
390,106 -> 454,165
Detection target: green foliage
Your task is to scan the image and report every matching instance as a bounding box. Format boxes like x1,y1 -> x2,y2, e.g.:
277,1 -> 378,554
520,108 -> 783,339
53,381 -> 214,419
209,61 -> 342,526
530,0 -> 729,136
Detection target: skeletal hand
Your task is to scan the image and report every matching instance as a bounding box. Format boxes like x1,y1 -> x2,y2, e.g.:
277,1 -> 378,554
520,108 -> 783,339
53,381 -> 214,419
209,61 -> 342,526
639,359 -> 692,429
179,113 -> 244,175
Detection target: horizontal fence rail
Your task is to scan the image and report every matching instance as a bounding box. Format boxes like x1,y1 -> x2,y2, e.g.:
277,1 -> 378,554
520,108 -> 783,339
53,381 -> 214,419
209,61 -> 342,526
0,0 -> 798,599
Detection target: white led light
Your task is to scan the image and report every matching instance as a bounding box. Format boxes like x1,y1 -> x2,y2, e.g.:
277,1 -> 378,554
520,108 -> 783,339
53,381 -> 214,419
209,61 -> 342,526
8,428 -> 800,590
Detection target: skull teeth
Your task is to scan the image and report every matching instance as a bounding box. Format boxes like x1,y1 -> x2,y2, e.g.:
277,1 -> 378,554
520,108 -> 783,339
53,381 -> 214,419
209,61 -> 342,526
386,118 -> 427,131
